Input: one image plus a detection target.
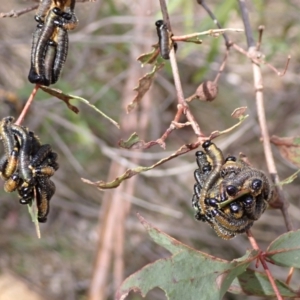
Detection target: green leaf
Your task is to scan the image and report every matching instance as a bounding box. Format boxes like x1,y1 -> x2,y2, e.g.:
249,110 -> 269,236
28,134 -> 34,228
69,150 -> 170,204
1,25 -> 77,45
266,229 -> 300,268
229,269 -> 298,297
118,132 -> 164,150
118,132 -> 141,149
116,215 -> 259,300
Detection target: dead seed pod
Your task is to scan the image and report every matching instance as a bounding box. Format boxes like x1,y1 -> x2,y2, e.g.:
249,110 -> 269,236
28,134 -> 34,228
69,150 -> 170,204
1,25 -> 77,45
186,80 -> 218,103
195,80 -> 218,102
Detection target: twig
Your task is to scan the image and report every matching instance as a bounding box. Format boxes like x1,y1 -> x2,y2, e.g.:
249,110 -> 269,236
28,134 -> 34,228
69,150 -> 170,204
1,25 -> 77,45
256,25 -> 264,51
246,230 -> 283,300
15,85 -> 39,126
267,55 -> 291,77
238,0 -> 293,229
238,0 -> 255,48
155,105 -> 185,148
0,4 -> 38,18
196,0 -> 231,48
238,1 -> 294,286
214,48 -> 230,84
159,0 -> 205,142
199,0 -> 290,80
172,28 -> 243,41
196,0 -> 234,84
158,0 -> 173,32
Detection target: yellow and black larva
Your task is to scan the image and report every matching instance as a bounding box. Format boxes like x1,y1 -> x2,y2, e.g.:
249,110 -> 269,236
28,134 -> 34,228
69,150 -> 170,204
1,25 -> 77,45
29,8 -> 61,86
52,27 -> 68,83
198,140 -> 224,216
36,176 -> 56,222
28,0 -> 78,86
0,117 -> 59,222
191,141 -> 273,239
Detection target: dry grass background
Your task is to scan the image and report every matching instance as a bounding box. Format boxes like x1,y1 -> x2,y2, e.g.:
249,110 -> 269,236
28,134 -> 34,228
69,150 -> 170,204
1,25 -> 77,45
0,0 -> 300,299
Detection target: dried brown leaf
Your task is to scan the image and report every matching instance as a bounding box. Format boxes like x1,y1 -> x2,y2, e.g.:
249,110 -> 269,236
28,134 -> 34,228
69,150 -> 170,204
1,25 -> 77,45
270,135 -> 300,168
231,106 -> 247,119
40,86 -> 79,114
137,45 -> 160,65
127,63 -> 164,113
82,143 -> 199,189
40,86 -> 119,128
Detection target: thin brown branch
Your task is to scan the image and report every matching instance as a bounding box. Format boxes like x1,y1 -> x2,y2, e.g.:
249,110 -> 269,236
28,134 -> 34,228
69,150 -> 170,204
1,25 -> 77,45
237,0 -> 293,234
15,85 -> 39,126
159,0 -> 205,142
214,48 -> 230,84
0,0 -> 94,18
256,25 -> 264,51
199,1 -> 290,79
172,28 -> 243,41
196,0 -> 231,48
158,0 -> 173,32
268,55 -> 291,77
238,0 -> 255,48
0,4 -> 38,18
246,230 -> 283,300
155,104 -> 185,148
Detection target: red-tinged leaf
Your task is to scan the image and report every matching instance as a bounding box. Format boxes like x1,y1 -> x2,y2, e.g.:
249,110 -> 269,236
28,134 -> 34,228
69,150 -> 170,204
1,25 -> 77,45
229,269 -> 298,297
127,63 -> 164,113
116,215 -> 259,300
81,143 -> 199,189
270,135 -> 300,168
265,229 -> 300,268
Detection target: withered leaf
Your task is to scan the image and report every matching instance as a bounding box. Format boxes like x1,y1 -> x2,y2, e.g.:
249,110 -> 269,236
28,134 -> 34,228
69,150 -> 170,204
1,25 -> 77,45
40,86 -> 79,113
270,135 -> 300,168
40,86 -> 119,128
127,63 -> 164,113
81,143 -> 199,189
231,106 -> 247,120
137,44 -> 161,66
